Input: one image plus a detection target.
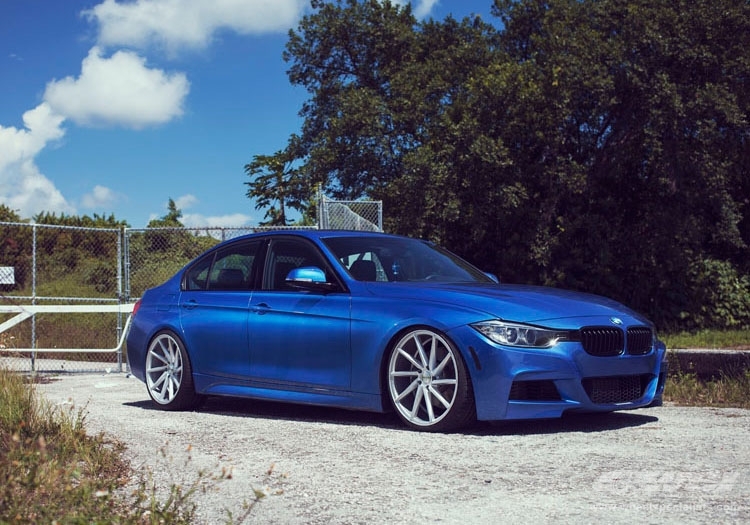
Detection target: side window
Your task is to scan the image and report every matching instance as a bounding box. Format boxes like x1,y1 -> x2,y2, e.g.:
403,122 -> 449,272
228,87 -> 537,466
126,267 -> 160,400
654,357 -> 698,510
183,240 -> 261,291
265,239 -> 330,291
341,251 -> 387,281
184,254 -> 213,291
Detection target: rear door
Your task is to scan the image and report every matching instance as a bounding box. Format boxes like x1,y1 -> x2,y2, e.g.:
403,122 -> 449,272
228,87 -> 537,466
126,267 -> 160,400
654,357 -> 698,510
179,239 -> 262,378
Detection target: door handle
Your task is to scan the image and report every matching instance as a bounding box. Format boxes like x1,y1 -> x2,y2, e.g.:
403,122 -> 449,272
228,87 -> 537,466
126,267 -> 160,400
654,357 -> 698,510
182,299 -> 199,310
251,302 -> 270,314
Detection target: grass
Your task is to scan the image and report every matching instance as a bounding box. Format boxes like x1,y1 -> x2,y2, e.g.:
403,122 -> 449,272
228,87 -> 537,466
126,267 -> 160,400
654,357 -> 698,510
662,329 -> 750,350
661,329 -> 750,409
0,369 -> 137,523
664,371 -> 750,409
0,368 -> 265,524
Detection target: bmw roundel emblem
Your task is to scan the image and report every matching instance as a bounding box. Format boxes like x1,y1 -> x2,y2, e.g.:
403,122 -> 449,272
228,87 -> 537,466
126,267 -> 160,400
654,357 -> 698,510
610,317 -> 623,325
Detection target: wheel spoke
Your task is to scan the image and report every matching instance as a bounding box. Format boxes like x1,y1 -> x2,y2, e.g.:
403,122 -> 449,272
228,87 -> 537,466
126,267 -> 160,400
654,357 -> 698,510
166,341 -> 177,364
394,379 -> 419,403
427,385 -> 452,410
167,376 -> 176,400
152,371 -> 167,390
432,378 -> 457,388
428,337 -> 437,370
391,370 -> 419,378
415,336 -> 429,368
433,353 -> 452,376
397,347 -> 423,370
422,388 -> 436,422
409,386 -> 425,418
149,349 -> 169,365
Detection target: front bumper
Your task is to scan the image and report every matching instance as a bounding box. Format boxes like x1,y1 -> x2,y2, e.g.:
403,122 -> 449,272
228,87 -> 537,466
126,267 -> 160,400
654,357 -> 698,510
448,324 -> 668,421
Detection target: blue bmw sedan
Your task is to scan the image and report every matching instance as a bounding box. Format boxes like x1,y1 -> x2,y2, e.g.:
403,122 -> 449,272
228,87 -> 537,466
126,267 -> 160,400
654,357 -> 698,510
126,230 -> 668,432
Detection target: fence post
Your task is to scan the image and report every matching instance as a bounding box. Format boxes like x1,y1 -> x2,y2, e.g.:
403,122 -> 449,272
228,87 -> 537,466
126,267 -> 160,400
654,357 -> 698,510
31,222 -> 37,372
116,227 -> 123,373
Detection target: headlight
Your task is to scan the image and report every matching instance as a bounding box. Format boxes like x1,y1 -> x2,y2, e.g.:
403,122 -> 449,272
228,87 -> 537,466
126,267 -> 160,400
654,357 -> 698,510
471,320 -> 564,348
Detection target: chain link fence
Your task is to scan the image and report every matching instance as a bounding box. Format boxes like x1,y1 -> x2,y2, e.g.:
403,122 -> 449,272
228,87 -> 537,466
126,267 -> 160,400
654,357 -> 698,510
319,196 -> 382,231
123,226 -> 318,299
1,198 -> 382,373
0,221 -> 126,373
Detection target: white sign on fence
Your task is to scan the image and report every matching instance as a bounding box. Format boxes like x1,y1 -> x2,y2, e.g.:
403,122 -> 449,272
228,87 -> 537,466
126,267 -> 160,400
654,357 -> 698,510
0,266 -> 14,285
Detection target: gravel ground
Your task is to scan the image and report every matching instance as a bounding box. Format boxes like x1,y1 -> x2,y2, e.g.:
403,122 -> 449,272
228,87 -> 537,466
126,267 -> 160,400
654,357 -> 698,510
37,372 -> 749,524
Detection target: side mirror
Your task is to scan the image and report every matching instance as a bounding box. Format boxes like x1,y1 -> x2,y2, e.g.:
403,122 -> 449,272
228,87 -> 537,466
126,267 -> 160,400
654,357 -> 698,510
484,272 -> 500,283
285,266 -> 338,292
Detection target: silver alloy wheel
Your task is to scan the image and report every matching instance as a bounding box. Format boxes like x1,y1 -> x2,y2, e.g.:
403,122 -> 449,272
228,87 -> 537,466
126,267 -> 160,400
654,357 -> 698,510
146,332 -> 184,405
388,329 -> 459,427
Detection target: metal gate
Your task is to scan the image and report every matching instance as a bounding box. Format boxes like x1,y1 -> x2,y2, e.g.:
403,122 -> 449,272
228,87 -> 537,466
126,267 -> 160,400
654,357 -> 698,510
0,221 -> 127,372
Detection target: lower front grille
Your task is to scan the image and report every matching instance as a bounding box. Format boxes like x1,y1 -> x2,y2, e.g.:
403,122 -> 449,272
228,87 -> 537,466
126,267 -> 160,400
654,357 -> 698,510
509,380 -> 561,401
582,375 -> 650,404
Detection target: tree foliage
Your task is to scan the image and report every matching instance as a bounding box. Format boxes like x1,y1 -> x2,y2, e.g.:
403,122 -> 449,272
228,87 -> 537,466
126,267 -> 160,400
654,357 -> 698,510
1,206 -> 130,294
261,0 -> 750,330
244,136 -> 311,226
128,199 -> 218,296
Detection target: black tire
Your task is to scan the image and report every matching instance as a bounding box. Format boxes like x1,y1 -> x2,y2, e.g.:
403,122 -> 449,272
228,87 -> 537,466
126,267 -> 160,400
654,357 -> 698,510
145,330 -> 202,411
387,328 -> 476,432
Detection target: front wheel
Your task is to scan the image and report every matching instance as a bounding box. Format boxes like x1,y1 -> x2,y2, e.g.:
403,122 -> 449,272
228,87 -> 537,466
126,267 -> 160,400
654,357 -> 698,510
387,328 -> 475,432
145,330 -> 202,410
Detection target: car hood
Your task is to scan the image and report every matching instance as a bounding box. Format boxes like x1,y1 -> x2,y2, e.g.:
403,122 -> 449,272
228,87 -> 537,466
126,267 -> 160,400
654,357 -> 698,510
362,281 -> 650,327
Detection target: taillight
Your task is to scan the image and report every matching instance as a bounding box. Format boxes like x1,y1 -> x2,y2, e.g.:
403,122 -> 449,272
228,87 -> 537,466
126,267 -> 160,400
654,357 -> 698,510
131,299 -> 142,317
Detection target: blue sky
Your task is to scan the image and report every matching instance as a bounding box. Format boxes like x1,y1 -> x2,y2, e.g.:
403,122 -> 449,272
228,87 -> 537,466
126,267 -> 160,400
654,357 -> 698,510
1,0 -> 496,228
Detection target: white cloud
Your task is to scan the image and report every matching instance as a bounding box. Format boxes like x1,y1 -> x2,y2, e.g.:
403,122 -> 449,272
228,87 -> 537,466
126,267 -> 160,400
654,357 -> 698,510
181,212 -> 254,228
412,0 -> 439,19
81,185 -> 119,209
3,0 -> 303,222
0,103 -> 66,172
43,47 -> 189,129
0,104 -> 75,217
174,194 -> 198,211
84,0 -> 307,52
394,0 -> 439,19
171,194 -> 253,227
0,161 -> 75,218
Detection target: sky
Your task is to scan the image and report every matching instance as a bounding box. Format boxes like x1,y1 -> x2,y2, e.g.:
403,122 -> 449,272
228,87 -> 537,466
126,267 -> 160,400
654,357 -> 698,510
1,0 -> 497,228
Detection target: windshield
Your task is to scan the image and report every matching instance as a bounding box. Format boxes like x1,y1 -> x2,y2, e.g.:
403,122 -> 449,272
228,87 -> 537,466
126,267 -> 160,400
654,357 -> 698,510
323,236 -> 495,283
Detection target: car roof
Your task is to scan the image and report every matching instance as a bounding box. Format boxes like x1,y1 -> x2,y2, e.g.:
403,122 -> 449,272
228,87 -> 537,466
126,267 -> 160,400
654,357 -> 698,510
236,229 -> 414,242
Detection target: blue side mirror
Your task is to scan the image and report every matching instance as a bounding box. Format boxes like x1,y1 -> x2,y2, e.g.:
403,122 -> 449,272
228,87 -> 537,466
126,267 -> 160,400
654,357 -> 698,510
285,266 -> 337,292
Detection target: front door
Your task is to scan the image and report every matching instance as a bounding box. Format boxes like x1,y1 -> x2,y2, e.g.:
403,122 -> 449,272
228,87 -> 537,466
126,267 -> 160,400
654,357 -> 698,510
248,237 -> 351,390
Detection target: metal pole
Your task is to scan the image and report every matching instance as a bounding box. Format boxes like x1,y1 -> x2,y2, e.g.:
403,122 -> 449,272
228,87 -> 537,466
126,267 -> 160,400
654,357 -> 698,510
116,227 -> 123,373
31,222 -> 37,371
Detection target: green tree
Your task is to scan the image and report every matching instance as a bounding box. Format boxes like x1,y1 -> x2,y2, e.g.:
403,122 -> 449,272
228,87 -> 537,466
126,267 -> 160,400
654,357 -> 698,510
283,0 -> 502,240
244,136 -> 310,226
147,198 -> 184,228
491,0 -> 750,327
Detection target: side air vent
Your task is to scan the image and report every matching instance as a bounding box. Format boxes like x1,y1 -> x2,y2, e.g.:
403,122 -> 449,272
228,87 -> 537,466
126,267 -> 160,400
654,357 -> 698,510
509,380 -> 561,401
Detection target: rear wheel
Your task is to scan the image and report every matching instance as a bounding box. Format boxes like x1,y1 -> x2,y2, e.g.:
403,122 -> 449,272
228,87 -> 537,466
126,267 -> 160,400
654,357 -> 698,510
387,328 -> 475,432
145,330 -> 202,410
